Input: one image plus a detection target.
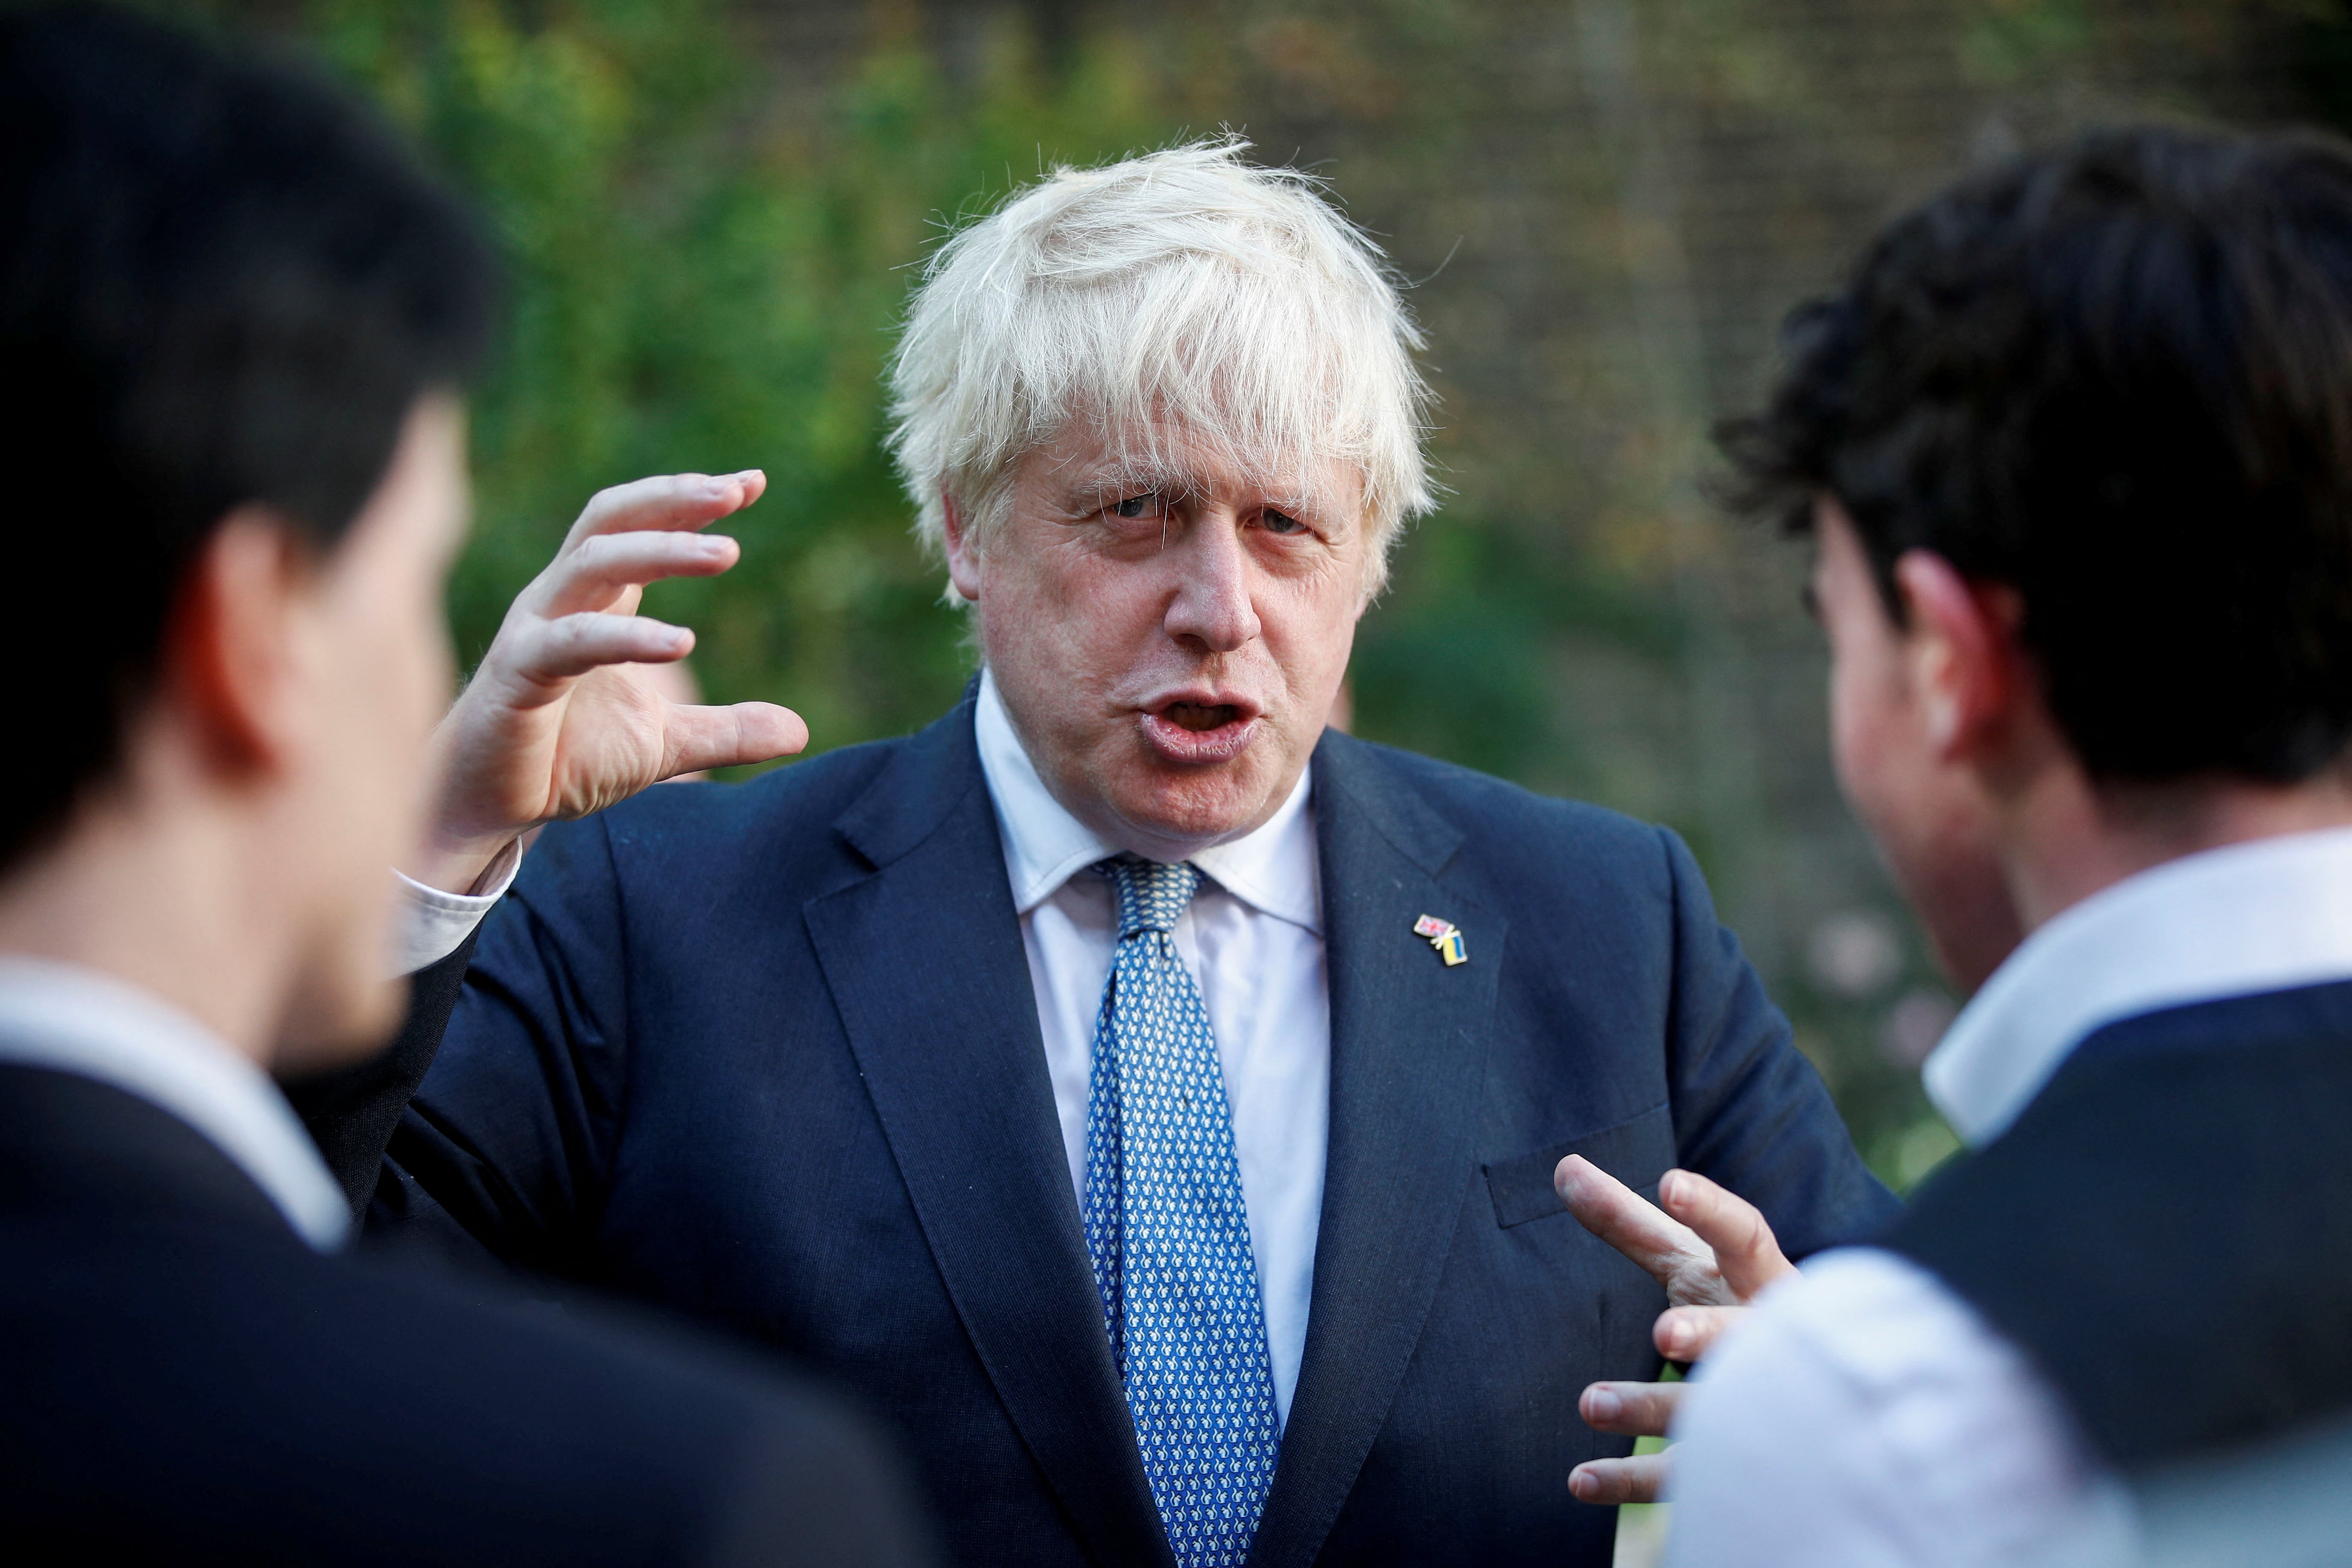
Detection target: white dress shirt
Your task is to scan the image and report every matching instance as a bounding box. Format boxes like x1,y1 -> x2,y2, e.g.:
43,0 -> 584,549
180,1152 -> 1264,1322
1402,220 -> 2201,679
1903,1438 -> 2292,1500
975,670 -> 1330,1426
393,834 -> 520,974
0,956 -> 351,1250
1665,824 -> 2352,1568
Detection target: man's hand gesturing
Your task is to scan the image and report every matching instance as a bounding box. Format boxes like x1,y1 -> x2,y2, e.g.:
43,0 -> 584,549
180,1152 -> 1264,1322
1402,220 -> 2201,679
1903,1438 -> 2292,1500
408,472 -> 808,894
1554,1155 -> 1795,1506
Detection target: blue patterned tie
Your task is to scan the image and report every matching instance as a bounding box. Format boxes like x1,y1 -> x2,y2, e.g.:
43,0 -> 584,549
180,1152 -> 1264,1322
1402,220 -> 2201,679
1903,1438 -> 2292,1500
1084,856 -> 1282,1568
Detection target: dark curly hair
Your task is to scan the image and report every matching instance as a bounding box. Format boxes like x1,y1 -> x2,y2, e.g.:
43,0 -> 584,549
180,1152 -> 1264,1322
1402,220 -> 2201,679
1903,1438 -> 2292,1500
1723,124 -> 2352,785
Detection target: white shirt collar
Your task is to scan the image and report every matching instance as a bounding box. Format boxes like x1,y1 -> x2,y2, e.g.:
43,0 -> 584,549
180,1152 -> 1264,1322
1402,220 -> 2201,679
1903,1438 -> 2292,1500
0,957 -> 351,1250
1924,824 -> 2352,1148
972,668 -> 1321,932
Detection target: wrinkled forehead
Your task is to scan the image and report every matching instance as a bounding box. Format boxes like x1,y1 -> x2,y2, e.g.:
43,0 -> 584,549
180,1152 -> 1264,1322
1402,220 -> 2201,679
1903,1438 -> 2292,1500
1018,409 -> 1368,523
981,246 -> 1399,515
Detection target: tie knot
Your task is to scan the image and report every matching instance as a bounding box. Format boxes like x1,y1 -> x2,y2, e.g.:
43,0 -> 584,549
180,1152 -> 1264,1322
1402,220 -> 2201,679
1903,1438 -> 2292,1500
1100,856 -> 1201,937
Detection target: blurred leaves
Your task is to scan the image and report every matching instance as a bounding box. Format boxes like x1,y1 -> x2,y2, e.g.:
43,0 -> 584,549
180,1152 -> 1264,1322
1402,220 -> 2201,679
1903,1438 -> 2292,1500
1959,0 -> 2096,84
176,0 -> 1178,753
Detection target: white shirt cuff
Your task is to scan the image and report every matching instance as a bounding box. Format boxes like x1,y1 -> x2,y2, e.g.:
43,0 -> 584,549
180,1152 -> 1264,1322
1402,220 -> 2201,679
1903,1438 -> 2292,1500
389,836 -> 522,977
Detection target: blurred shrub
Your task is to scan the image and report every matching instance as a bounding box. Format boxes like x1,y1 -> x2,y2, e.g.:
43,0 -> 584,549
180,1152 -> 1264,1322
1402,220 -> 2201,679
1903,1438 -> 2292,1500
176,0 -> 1177,750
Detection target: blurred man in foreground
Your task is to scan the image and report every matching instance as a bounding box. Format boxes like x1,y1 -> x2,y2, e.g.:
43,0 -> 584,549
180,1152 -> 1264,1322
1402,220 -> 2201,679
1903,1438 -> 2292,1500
0,11 -> 927,1562
1570,125 -> 2352,1564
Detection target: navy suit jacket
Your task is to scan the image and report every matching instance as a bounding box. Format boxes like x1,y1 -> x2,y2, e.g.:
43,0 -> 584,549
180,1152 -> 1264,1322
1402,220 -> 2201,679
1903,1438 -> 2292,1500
0,1064 -> 929,1566
328,694 -> 1895,1568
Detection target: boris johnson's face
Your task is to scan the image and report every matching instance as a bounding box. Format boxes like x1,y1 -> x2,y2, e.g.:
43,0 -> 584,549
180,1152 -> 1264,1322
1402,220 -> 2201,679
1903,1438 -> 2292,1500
947,420 -> 1372,861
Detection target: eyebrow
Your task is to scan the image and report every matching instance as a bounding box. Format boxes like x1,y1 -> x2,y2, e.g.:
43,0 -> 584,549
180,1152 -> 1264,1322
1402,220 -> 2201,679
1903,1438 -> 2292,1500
1059,462 -> 1340,520
1068,461 -> 1191,502
1024,438 -> 1162,496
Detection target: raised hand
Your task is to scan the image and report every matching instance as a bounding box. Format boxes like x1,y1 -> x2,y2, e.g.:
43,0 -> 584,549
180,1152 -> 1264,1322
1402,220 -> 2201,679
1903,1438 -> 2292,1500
408,472 -> 809,893
1554,1156 -> 1795,1506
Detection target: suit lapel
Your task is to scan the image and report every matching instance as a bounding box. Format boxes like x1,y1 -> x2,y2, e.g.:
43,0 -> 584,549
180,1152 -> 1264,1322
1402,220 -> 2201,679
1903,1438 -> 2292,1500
803,703 -> 1173,1568
1250,735 -> 1505,1568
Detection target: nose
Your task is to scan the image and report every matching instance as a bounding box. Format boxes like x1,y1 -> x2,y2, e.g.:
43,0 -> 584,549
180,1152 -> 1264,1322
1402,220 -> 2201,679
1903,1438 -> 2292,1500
1162,511 -> 1262,653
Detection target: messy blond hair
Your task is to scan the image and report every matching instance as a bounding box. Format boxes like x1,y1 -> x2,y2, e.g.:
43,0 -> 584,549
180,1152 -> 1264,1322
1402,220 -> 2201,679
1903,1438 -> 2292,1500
887,138 -> 1437,597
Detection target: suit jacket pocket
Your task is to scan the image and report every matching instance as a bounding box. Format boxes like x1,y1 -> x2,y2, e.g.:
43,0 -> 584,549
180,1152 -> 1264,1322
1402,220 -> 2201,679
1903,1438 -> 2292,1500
1482,1102 -> 1676,1228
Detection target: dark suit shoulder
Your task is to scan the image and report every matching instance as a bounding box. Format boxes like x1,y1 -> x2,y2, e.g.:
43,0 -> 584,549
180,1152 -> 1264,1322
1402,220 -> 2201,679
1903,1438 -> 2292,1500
1316,730 -> 1676,899
1319,732 -> 1897,1257
510,730 -> 929,918
0,1203 -> 923,1565
598,732 -> 917,852
0,1069 -> 928,1565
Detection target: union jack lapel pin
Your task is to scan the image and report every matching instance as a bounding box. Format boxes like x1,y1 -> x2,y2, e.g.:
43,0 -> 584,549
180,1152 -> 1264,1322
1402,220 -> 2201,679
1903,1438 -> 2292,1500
1412,913 -> 1468,967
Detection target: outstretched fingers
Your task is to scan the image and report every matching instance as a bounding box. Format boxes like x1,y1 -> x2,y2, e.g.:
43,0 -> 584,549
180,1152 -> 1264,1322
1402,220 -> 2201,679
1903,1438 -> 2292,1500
564,470 -> 767,547
661,701 -> 810,777
1568,1453 -> 1669,1507
1658,1168 -> 1796,1300
1579,1379 -> 1684,1438
532,529 -> 742,618
1555,1155 -> 1710,1292
1654,1304 -> 1746,1363
497,613 -> 696,697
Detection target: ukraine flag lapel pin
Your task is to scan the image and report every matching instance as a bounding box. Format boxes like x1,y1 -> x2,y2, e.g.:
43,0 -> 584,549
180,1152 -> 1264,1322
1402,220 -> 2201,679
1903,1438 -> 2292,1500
1412,913 -> 1469,967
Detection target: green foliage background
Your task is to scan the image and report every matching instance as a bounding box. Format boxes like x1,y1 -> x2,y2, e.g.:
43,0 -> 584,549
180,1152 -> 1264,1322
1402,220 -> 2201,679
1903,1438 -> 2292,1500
272,2 -> 1182,750
152,0 -> 2341,1187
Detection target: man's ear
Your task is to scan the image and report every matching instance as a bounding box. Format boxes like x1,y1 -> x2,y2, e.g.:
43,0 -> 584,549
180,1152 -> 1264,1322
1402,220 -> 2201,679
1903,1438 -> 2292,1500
940,491 -> 982,604
164,508 -> 313,777
1892,548 -> 2028,765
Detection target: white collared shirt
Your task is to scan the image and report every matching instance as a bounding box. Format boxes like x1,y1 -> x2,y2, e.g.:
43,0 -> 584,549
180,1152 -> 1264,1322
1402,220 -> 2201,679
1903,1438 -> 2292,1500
1924,824 -> 2352,1145
393,835 -> 520,976
1664,824 -> 2352,1568
0,957 -> 350,1251
975,670 -> 1330,1425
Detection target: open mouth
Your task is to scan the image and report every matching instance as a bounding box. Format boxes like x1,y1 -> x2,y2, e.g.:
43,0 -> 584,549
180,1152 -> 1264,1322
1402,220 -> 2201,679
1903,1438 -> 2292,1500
1163,701 -> 1241,733
1140,696 -> 1260,763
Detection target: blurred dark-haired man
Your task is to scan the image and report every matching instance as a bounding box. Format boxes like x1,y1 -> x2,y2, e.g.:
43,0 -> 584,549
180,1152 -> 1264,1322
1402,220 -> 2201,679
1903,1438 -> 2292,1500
0,9 -> 925,1562
1573,125 -> 2352,1565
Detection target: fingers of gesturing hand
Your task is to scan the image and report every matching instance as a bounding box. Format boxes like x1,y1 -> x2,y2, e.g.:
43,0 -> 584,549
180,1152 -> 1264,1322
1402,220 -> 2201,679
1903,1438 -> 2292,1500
1654,1304 -> 1747,1364
533,529 -> 742,617
500,612 -> 694,693
1579,1379 -> 1684,1438
1568,1453 -> 1668,1507
1554,1155 -> 1716,1297
564,470 -> 766,547
659,702 -> 810,777
1658,1168 -> 1797,1299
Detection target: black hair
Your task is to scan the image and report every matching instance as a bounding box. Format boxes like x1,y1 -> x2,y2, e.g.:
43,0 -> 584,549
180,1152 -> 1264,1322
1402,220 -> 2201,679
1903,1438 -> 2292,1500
0,5 -> 498,872
1724,124 -> 2352,785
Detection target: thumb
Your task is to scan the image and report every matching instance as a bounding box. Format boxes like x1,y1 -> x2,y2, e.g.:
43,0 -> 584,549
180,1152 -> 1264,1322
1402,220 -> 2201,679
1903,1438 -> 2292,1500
661,702 -> 809,779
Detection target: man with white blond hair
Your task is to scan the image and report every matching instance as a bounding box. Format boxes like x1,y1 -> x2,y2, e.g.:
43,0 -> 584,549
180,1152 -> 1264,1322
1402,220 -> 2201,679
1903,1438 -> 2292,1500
314,140 -> 1896,1568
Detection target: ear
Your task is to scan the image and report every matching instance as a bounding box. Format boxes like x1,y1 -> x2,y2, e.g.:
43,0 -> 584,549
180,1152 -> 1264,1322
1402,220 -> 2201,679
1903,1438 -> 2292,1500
940,490 -> 982,604
1891,548 -> 2029,765
165,508 -> 314,777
